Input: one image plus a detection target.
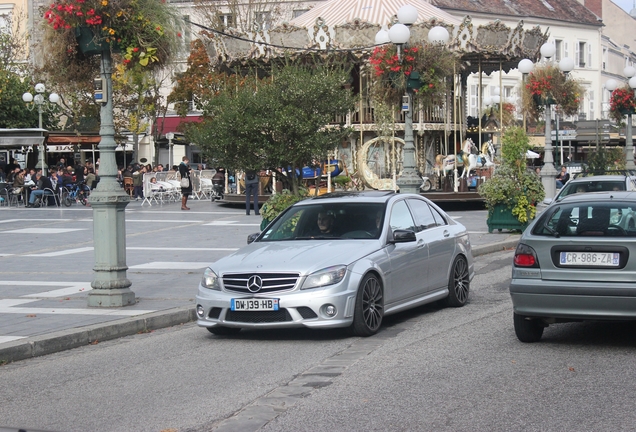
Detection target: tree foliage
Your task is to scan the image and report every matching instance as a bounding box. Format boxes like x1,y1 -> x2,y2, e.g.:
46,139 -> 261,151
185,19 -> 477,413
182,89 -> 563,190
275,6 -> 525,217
186,64 -> 355,193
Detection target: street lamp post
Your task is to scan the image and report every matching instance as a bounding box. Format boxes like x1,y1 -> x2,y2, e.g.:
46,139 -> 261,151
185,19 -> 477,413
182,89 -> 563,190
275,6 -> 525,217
537,43 -> 574,201
87,48 -> 134,308
607,67 -> 636,171
518,59 -> 535,132
22,84 -> 59,176
375,6 -> 449,193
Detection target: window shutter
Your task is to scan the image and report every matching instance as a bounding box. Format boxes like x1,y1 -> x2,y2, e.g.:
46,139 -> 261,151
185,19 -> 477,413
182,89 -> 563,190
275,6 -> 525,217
575,42 -> 580,67
587,44 -> 592,69
564,41 -> 569,59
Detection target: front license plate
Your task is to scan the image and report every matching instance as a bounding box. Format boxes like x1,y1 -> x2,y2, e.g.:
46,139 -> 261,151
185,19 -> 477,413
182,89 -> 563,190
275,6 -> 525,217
231,298 -> 279,311
559,252 -> 620,267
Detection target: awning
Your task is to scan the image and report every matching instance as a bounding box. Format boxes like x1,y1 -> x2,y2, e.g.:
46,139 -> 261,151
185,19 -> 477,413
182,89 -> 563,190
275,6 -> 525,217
155,115 -> 202,136
46,135 -> 101,144
0,128 -> 47,148
47,143 -> 133,152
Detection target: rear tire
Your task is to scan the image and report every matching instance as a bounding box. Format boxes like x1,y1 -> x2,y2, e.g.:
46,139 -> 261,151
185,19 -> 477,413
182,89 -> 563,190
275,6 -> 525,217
207,326 -> 241,336
513,313 -> 544,343
348,273 -> 384,337
62,193 -> 72,207
443,256 -> 470,307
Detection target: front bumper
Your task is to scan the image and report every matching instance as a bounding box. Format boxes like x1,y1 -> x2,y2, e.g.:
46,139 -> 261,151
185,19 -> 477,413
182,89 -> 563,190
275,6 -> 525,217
195,282 -> 358,330
510,278 -> 636,320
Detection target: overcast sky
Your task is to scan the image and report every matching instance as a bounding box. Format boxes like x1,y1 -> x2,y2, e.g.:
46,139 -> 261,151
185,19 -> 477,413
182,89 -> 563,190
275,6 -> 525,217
611,0 -> 635,14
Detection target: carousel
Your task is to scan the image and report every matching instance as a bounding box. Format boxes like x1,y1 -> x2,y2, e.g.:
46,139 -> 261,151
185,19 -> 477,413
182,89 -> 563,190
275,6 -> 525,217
201,0 -> 547,198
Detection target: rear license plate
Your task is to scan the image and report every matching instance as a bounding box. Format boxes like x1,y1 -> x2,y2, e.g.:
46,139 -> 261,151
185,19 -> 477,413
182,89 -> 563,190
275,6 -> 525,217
559,252 -> 620,267
231,298 -> 279,311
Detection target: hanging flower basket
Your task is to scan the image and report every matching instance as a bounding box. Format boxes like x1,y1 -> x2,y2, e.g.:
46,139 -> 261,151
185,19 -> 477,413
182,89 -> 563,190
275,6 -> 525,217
44,0 -> 180,70
610,87 -> 636,122
522,65 -> 583,119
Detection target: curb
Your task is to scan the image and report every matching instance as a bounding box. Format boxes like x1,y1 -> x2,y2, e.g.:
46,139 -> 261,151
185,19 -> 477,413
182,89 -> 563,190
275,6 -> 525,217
472,236 -> 520,257
0,306 -> 196,364
0,239 -> 520,365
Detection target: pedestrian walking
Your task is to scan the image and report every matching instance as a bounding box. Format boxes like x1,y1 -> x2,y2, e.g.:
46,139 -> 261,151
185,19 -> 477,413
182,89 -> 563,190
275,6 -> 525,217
179,156 -> 192,210
244,169 -> 259,215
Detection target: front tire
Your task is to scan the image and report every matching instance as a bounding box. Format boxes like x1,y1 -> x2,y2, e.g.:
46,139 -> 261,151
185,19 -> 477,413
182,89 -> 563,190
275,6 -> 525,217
207,326 -> 241,336
513,313 -> 544,342
443,256 -> 470,307
348,273 -> 384,337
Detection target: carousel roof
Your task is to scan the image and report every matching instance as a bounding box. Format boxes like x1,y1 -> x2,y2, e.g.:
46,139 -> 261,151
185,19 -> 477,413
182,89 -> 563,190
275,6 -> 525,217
289,0 -> 461,28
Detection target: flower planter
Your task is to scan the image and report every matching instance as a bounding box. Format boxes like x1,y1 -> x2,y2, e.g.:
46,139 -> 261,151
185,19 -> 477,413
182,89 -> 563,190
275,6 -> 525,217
487,203 -> 528,233
75,27 -> 120,55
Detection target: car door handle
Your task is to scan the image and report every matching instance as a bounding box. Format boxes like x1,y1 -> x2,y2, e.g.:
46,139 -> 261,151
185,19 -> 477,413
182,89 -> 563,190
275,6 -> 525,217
443,230 -> 450,237
417,239 -> 425,248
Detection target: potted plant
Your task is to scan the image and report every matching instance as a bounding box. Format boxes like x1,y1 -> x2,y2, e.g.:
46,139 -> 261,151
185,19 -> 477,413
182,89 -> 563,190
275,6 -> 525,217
479,127 -> 545,232
608,86 -> 636,123
43,0 -> 180,69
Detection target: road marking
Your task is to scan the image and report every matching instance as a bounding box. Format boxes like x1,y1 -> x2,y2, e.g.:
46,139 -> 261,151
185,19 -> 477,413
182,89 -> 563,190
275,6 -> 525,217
126,219 -> 206,223
24,247 -> 94,257
0,281 -> 91,297
0,228 -> 86,234
205,221 -> 261,226
129,261 -> 209,270
0,301 -> 155,316
127,247 -> 238,251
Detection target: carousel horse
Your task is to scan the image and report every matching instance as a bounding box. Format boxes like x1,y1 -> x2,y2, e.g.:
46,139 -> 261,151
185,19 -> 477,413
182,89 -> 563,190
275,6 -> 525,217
435,139 -> 479,178
480,140 -> 496,166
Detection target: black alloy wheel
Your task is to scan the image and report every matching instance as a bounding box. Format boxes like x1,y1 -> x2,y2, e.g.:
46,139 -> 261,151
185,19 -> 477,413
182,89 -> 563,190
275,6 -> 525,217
349,273 -> 384,337
444,255 -> 470,307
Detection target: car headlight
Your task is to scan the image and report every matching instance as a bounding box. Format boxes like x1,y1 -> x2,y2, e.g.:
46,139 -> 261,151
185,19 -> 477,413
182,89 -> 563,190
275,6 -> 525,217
301,265 -> 347,290
201,267 -> 221,290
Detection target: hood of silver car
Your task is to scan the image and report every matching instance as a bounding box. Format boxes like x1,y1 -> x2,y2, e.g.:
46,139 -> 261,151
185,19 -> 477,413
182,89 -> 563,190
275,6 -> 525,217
212,240 -> 381,275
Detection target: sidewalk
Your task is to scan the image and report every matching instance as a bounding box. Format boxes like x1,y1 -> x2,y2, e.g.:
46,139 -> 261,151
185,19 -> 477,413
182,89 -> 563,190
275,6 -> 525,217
0,203 -> 520,364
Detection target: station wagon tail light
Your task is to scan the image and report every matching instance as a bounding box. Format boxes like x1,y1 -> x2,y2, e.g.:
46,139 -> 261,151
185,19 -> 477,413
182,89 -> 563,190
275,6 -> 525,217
201,267 -> 221,290
301,265 -> 347,290
514,243 -> 539,268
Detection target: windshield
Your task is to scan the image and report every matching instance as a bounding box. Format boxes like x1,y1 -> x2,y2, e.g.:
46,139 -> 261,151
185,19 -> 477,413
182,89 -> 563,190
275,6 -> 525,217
260,203 -> 386,241
533,201 -> 636,237
557,180 -> 626,200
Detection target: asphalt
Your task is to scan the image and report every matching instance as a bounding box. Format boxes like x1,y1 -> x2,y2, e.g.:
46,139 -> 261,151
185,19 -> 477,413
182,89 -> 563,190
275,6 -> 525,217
0,198 -> 520,364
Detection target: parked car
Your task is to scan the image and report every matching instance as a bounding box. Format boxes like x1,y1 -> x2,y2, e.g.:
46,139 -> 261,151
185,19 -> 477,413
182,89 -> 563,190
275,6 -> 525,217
196,191 -> 475,337
549,173 -> 636,204
510,191 -> 636,342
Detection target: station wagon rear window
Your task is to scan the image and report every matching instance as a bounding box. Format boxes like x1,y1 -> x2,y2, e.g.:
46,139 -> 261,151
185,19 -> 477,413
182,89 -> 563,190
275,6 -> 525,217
533,202 -> 636,237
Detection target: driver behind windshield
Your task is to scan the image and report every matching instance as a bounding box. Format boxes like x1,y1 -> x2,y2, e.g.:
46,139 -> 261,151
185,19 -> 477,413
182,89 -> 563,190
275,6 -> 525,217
309,211 -> 337,237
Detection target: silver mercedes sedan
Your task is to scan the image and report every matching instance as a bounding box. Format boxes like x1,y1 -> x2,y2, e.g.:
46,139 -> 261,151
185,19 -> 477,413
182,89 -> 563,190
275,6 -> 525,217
196,191 -> 475,337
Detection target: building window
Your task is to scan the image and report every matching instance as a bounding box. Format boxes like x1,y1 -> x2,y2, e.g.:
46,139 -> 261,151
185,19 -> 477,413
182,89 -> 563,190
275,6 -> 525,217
555,39 -> 562,62
218,14 -> 235,28
602,47 -> 607,71
254,12 -> 271,29
576,41 -> 586,68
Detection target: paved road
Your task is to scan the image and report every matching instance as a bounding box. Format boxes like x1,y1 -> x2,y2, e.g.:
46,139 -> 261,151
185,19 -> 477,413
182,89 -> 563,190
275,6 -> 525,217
0,197 -> 520,363
2,250 -> 635,432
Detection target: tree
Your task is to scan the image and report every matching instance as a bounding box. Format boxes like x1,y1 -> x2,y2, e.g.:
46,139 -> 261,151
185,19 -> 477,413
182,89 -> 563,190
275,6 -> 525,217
186,64 -> 355,194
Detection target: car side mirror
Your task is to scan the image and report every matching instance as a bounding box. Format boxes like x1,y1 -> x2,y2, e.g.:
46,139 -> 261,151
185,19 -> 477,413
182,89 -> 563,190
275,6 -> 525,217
389,229 -> 416,243
247,232 -> 260,244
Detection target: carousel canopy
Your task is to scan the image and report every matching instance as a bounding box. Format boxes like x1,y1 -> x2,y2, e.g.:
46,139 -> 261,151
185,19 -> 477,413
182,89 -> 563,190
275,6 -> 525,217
289,0 -> 461,28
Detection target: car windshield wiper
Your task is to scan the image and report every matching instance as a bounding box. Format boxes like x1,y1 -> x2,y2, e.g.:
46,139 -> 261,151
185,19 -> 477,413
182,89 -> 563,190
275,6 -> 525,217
294,236 -> 342,240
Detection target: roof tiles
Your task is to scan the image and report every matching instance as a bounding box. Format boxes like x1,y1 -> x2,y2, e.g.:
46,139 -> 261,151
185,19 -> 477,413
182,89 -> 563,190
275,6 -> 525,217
429,0 -> 602,26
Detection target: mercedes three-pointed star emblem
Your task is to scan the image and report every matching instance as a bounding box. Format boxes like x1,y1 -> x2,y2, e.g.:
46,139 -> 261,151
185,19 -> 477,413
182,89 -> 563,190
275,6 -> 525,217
247,275 -> 263,293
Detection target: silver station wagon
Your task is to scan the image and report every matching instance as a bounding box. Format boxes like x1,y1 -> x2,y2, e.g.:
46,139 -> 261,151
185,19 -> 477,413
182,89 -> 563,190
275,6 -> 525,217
510,191 -> 636,342
196,191 -> 475,336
